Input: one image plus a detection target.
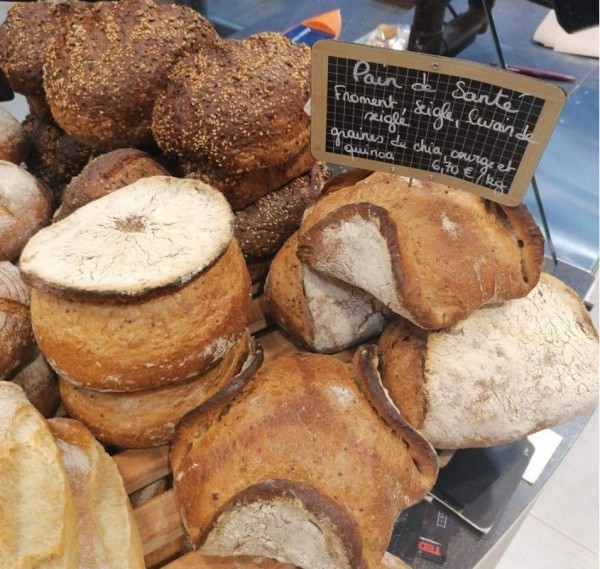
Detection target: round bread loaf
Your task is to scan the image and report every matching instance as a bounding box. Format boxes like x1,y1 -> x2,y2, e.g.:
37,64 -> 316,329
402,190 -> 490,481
22,114 -> 95,202
171,351 -> 437,569
0,382 -> 79,568
153,32 -> 310,172
55,149 -> 168,221
181,145 -> 315,211
0,262 -> 35,380
43,0 -> 218,150
0,161 -> 52,261
234,162 -> 332,259
21,177 -> 251,391
0,107 -> 27,164
376,273 -> 599,449
59,332 -> 257,448
10,351 -> 60,418
48,418 -> 145,568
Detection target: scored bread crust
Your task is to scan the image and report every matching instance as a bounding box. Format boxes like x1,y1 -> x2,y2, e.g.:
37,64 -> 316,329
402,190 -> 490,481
377,273 -> 599,449
21,176 -> 234,299
152,33 -> 310,172
59,331 -> 254,448
48,418 -> 145,568
0,382 -> 79,568
298,172 -> 544,330
171,352 -> 437,568
54,149 -> 168,221
30,239 -> 252,392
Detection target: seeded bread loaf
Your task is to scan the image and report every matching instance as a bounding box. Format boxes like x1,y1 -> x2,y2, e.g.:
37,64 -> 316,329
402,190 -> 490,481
376,273 -> 599,448
298,172 -> 544,329
171,352 -> 437,569
48,418 -> 145,568
0,382 -> 79,568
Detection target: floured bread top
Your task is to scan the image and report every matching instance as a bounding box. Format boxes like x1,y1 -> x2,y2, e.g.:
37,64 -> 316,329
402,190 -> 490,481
20,176 -> 234,297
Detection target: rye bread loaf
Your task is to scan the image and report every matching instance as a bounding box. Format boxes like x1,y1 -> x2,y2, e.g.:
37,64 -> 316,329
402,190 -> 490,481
181,145 -> 315,211
171,352 -> 438,569
0,262 -> 35,379
377,273 -> 599,449
265,233 -> 388,353
234,162 -> 332,259
0,107 -> 27,164
60,331 -> 258,448
55,148 -> 168,221
298,172 -> 545,330
21,176 -> 251,391
152,33 -> 310,172
0,161 -> 53,261
43,0 -> 218,150
48,418 -> 145,568
0,382 -> 79,568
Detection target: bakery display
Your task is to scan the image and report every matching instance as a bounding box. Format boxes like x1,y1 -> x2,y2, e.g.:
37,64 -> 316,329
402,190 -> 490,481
376,273 -> 599,449
171,352 -> 438,569
55,148 -> 169,221
0,160 -> 53,261
298,172 -> 545,329
0,382 -> 79,568
43,0 -> 218,150
48,418 -> 146,568
0,107 -> 27,164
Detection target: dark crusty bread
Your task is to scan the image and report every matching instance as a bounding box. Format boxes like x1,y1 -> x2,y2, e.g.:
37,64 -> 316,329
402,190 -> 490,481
0,107 -> 28,164
181,144 -> 315,211
59,331 -> 256,448
55,149 -> 168,221
298,172 -> 545,329
377,273 -> 599,449
43,0 -> 218,150
171,352 -> 437,569
265,233 -> 388,353
153,33 -> 310,173
22,114 -> 95,203
234,162 -> 332,259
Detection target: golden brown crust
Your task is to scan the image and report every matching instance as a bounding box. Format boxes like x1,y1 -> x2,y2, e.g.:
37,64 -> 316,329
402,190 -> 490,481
31,240 -> 252,392
10,351 -> 59,418
43,0 -> 218,149
0,108 -> 28,165
182,145 -> 315,211
55,149 -> 168,221
59,331 -> 253,449
153,33 -> 310,172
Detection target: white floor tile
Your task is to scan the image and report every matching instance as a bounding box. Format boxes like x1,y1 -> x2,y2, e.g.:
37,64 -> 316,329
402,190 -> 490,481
496,515 -> 599,569
530,408 -> 599,554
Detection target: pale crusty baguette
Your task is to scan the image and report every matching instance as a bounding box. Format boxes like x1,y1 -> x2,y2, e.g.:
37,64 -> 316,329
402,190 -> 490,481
377,273 -> 599,449
48,418 -> 145,569
265,233 -> 387,353
298,172 -> 544,330
0,382 -> 78,568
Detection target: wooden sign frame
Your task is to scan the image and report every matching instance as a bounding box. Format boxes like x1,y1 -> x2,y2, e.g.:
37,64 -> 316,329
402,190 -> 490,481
311,40 -> 567,206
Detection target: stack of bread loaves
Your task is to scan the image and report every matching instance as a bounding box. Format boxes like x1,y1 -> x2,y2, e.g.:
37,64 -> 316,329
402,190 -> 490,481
20,176 -> 253,448
0,382 -> 145,568
152,32 -> 332,282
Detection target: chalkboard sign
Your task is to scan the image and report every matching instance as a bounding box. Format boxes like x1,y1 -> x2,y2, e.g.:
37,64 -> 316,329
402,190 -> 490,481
311,41 -> 566,205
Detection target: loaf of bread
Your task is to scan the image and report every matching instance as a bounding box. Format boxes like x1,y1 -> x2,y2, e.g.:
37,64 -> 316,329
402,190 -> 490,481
153,33 -> 310,173
43,0 -> 218,149
298,172 -> 544,329
171,352 -> 437,569
0,160 -> 53,261
0,107 -> 27,164
376,273 -> 599,449
55,149 -> 169,221
48,418 -> 145,568
60,332 -> 259,448
265,233 -> 388,353
0,382 -> 79,568
0,261 -> 35,379
21,176 -> 251,391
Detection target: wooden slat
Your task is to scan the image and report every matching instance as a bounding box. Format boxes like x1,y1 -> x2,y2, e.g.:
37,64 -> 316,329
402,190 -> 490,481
114,445 -> 171,494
